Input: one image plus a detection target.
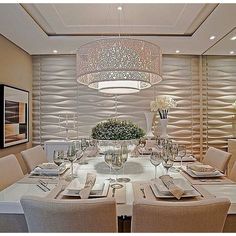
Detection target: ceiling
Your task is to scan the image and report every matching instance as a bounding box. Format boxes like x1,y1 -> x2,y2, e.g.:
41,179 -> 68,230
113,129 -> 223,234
0,3 -> 235,55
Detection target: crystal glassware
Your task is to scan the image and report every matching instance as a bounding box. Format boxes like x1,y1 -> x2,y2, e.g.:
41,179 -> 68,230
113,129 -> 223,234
104,152 -> 115,182
66,142 -> 77,180
161,146 -> 174,175
53,150 -> 64,181
150,150 -> 162,180
110,153 -> 124,189
178,144 -> 186,169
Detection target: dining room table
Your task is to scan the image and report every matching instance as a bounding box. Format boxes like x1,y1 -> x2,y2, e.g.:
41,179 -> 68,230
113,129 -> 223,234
0,154 -> 236,232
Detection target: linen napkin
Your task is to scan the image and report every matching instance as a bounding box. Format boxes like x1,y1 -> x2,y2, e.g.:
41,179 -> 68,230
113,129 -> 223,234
187,164 -> 215,172
31,163 -> 62,176
159,175 -> 185,200
79,173 -> 97,199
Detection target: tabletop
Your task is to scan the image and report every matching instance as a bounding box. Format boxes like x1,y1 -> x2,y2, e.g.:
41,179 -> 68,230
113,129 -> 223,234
0,155 -> 236,215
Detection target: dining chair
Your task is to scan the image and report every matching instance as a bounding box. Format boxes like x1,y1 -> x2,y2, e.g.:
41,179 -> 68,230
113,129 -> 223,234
202,147 -> 231,173
229,161 -> 236,182
20,196 -> 117,232
132,198 -> 230,232
0,154 -> 24,190
21,145 -> 47,172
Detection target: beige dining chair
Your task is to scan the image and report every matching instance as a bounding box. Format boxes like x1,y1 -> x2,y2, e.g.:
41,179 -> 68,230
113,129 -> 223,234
20,196 -> 117,232
229,161 -> 236,182
132,198 -> 230,232
21,145 -> 47,172
0,154 -> 24,191
202,147 -> 231,173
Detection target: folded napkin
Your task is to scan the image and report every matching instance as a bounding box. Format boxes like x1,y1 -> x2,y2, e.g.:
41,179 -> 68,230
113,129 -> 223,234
79,173 -> 97,199
188,164 -> 215,172
175,154 -> 196,162
31,167 -> 60,176
159,175 -> 185,200
38,163 -> 59,169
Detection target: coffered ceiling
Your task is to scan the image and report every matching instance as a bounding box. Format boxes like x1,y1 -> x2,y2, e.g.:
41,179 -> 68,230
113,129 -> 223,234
0,3 -> 235,55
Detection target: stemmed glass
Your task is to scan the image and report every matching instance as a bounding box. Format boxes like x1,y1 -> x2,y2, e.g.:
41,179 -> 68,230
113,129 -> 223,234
169,143 -> 179,172
104,152 -> 115,183
66,142 -> 77,180
53,150 -> 64,181
80,138 -> 89,165
138,138 -> 146,156
161,145 -> 174,175
117,144 -> 130,183
150,150 -> 162,180
178,144 -> 186,169
110,153 -> 124,189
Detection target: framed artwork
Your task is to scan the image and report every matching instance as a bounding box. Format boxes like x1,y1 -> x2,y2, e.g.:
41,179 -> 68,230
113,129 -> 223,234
0,85 -> 29,148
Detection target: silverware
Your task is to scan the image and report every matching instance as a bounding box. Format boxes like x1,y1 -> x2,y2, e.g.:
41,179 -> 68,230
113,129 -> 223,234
112,188 -> 116,197
39,180 -> 51,191
36,184 -> 47,192
200,179 -> 221,182
140,188 -> 146,198
54,184 -> 66,199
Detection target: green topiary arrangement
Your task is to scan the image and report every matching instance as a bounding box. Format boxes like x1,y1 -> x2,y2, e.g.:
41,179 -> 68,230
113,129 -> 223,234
91,119 -> 145,140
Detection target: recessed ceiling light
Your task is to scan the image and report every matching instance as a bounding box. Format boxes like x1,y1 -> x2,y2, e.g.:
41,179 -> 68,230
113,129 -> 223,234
53,50 -> 58,54
117,6 -> 122,11
176,50 -> 180,53
231,36 -> 236,41
209,36 -> 216,40
230,51 -> 234,54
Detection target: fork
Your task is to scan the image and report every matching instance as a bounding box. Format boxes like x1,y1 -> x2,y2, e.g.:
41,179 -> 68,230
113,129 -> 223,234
140,188 -> 146,198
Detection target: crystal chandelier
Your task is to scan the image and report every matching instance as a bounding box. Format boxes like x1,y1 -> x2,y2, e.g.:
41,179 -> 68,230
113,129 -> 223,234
76,37 -> 162,94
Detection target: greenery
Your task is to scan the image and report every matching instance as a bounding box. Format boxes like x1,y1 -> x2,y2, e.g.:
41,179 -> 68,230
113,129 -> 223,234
91,119 -> 145,140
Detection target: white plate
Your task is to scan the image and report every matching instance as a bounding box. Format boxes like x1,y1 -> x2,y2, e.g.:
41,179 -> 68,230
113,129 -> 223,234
153,178 -> 193,195
30,165 -> 67,176
174,155 -> 196,162
63,180 -> 110,198
150,182 -> 201,199
185,168 -> 224,178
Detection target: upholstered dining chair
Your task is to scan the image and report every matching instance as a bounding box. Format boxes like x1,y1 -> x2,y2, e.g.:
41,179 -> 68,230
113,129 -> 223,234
20,196 -> 117,232
0,154 -> 24,190
21,145 -> 47,172
229,161 -> 236,182
132,198 -> 230,232
202,147 -> 231,173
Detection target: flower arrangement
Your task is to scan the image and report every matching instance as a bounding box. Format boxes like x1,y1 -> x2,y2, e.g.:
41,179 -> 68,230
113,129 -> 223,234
150,95 -> 177,119
91,119 -> 145,140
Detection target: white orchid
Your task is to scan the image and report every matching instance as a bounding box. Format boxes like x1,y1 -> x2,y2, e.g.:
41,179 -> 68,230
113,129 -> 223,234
150,95 -> 177,119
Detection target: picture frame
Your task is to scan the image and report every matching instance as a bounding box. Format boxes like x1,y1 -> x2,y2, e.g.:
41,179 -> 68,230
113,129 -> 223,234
0,84 -> 29,148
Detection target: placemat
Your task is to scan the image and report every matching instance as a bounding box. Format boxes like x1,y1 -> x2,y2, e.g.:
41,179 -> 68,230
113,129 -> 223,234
132,181 -> 215,202
181,171 -> 235,185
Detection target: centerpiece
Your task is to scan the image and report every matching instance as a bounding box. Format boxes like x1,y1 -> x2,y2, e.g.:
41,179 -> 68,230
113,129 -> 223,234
150,95 -> 177,138
91,119 -> 145,153
92,119 -> 145,187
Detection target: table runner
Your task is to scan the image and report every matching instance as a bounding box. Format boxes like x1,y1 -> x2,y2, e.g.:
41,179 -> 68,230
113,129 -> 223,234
181,171 -> 235,185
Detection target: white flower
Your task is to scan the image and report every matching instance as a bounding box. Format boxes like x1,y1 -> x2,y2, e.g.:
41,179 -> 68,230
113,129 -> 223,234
150,95 -> 177,112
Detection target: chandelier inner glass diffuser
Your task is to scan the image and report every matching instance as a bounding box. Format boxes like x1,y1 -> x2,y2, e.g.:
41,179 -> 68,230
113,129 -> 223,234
76,38 -> 162,94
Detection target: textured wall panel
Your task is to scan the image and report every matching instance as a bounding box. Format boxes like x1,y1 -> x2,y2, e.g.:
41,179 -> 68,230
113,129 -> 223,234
202,56 -> 236,152
32,55 -> 200,157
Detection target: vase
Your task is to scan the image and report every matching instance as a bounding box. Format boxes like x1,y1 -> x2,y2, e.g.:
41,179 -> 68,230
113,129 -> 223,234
144,112 -> 155,139
159,118 -> 168,138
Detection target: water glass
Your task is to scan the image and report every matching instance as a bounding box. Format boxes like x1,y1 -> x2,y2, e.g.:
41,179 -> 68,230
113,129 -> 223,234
110,153 -> 124,189
178,144 -> 186,168
150,151 -> 162,180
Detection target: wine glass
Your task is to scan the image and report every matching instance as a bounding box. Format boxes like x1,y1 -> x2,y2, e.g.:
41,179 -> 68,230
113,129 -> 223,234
66,142 -> 77,180
104,152 -> 115,182
178,144 -> 186,169
53,150 -> 64,181
138,138 -> 146,156
150,150 -> 162,180
110,153 -> 124,189
80,138 -> 89,165
169,143 -> 179,172
161,146 -> 174,175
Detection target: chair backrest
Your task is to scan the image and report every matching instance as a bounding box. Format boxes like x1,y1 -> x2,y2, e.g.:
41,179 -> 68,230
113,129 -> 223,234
21,145 -> 47,172
229,161 -> 236,182
203,147 -> 231,172
20,196 -> 117,232
0,154 -> 24,190
132,198 -> 230,232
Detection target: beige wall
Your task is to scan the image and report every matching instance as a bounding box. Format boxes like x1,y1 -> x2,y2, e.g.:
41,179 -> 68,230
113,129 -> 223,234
0,35 -> 32,173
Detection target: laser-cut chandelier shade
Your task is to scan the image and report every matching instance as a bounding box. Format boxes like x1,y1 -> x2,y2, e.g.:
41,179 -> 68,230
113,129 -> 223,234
76,38 -> 162,94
